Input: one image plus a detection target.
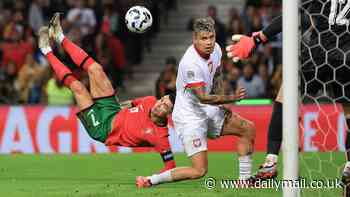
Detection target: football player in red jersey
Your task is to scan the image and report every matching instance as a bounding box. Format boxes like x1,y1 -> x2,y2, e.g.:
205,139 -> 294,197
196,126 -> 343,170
38,13 -> 176,173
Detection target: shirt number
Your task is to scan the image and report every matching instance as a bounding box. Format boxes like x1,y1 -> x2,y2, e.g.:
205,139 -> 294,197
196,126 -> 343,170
88,109 -> 100,127
329,0 -> 350,26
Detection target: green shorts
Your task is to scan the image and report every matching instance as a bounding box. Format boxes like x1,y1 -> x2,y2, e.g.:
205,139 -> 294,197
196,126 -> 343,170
77,95 -> 122,143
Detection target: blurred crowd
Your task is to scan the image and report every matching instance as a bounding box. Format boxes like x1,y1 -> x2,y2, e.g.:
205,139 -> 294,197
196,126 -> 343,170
156,0 -> 282,100
0,0 -> 176,104
0,0 -> 282,105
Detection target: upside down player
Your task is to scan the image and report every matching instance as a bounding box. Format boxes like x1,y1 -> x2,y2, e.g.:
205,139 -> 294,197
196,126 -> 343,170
136,17 -> 256,188
226,0 -> 350,194
38,13 -> 176,174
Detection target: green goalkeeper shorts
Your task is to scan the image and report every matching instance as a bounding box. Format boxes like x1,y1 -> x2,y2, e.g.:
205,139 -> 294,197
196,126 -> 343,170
77,95 -> 122,143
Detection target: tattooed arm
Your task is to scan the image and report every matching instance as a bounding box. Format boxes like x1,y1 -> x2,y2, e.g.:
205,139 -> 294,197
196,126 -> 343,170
184,60 -> 245,105
189,85 -> 246,105
188,65 -> 246,105
211,65 -> 225,95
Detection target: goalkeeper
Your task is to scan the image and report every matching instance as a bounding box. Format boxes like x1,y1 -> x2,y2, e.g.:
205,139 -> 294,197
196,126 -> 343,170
226,9 -> 350,189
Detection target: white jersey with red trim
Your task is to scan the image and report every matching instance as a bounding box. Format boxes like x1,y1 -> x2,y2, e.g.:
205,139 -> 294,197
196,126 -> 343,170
172,43 -> 222,123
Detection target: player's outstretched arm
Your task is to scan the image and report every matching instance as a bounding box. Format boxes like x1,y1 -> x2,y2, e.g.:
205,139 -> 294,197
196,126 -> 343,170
211,64 -> 224,95
159,149 -> 176,173
261,15 -> 282,40
226,15 -> 282,62
153,133 -> 176,173
189,85 -> 246,105
186,55 -> 246,104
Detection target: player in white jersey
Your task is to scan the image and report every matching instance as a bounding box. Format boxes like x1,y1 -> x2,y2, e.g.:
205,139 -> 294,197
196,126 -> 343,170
136,17 -> 256,188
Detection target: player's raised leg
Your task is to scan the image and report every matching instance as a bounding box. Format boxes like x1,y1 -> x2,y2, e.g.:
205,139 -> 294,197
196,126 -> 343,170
43,23 -> 120,143
38,26 -> 93,110
220,109 -> 256,180
49,13 -> 114,98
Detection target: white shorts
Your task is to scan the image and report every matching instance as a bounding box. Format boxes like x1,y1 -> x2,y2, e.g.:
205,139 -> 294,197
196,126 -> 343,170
173,107 -> 225,157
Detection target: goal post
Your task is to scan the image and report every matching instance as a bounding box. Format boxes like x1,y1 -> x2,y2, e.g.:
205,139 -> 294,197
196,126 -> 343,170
283,0 -> 300,196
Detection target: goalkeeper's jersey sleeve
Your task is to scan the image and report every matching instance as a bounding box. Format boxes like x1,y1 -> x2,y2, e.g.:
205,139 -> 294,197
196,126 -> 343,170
261,14 -> 310,40
262,15 -> 282,40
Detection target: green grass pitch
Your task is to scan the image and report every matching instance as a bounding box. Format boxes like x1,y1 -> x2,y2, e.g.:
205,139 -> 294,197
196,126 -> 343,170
0,152 -> 344,197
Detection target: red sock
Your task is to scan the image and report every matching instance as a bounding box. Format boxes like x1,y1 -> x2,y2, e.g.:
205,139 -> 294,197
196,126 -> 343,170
62,74 -> 78,87
62,37 -> 95,71
46,52 -> 77,87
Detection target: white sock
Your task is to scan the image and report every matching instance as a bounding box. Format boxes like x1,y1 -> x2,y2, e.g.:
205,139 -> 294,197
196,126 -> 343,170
238,154 -> 252,180
57,32 -> 65,44
344,162 -> 350,172
266,154 -> 278,164
148,169 -> 173,185
40,47 -> 52,55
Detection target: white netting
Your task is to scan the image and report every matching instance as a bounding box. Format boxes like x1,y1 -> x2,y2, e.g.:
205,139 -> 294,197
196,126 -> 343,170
299,0 -> 349,196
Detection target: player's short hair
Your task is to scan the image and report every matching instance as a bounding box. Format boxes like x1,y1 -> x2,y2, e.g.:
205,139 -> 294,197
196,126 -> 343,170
193,17 -> 215,34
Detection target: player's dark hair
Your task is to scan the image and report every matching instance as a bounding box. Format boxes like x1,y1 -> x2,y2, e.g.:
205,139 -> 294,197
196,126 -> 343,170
193,17 -> 215,34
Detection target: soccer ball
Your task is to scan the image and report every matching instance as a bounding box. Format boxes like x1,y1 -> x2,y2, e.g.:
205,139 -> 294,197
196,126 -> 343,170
125,6 -> 153,33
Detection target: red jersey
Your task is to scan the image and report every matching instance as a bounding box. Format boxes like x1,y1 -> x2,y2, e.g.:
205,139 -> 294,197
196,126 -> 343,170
105,96 -> 175,172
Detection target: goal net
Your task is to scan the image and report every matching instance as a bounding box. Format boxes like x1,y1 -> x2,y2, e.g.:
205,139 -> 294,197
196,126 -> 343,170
298,0 -> 349,196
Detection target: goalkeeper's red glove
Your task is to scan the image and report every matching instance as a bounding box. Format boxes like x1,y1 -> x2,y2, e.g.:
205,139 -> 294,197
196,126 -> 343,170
226,31 -> 267,62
